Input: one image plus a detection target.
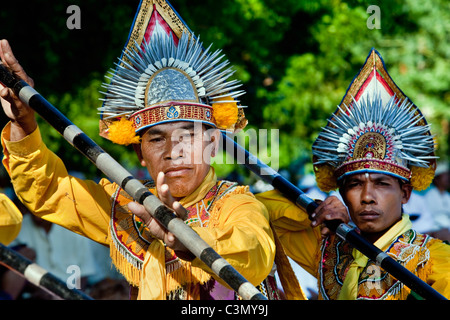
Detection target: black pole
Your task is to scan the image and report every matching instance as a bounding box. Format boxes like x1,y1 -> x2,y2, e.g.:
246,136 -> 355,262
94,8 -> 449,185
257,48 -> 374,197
0,63 -> 266,301
0,243 -> 92,300
223,132 -> 447,301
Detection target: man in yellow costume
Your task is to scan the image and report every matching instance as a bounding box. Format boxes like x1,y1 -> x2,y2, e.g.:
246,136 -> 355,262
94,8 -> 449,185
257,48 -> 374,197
0,0 -> 286,300
257,49 -> 450,300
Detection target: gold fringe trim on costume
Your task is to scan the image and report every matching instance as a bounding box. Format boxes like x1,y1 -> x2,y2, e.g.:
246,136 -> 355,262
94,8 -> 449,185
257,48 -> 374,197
109,230 -> 213,296
108,225 -> 143,287
108,181 -> 154,288
165,257 -> 212,299
108,180 -> 248,298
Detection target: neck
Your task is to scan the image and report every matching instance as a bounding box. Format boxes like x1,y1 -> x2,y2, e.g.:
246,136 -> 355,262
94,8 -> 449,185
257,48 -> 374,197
361,217 -> 403,244
361,229 -> 387,244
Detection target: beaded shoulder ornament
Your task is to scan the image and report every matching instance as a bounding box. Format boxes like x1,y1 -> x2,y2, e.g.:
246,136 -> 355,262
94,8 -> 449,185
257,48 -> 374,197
108,180 -> 239,287
318,230 -> 436,300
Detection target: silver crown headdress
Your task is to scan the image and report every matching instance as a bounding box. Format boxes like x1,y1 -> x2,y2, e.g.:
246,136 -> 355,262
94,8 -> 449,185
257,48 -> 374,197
98,0 -> 247,145
312,49 -> 437,192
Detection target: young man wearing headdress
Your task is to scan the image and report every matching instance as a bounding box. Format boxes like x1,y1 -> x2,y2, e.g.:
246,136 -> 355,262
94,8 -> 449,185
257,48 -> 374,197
256,49 -> 450,300
0,0 -> 298,300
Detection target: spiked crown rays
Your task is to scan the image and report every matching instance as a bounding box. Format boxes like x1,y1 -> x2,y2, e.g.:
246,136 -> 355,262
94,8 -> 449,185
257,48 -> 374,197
98,1 -> 247,145
99,32 -> 245,119
313,94 -> 436,168
312,49 -> 437,192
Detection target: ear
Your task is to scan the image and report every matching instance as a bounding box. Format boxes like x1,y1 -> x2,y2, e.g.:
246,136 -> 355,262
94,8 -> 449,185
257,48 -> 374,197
400,182 -> 413,205
209,129 -> 220,157
132,143 -> 146,167
337,178 -> 347,202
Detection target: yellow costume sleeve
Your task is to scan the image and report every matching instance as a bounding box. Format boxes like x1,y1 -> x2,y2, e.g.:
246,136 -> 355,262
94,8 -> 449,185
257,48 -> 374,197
0,193 -> 22,245
191,189 -> 276,287
256,190 -> 322,276
427,240 -> 450,299
1,123 -> 114,245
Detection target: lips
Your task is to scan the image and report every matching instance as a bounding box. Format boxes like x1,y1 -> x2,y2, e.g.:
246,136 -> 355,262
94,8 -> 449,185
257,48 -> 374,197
164,167 -> 192,177
358,210 -> 381,220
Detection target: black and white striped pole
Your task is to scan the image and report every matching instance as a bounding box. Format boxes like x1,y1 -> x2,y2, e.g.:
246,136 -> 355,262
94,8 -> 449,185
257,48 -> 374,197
0,63 -> 266,301
0,243 -> 92,300
222,132 -> 447,301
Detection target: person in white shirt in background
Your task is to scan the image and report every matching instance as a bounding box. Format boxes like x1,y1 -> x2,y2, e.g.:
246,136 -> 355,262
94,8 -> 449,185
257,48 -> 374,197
423,162 -> 450,242
402,191 -> 435,233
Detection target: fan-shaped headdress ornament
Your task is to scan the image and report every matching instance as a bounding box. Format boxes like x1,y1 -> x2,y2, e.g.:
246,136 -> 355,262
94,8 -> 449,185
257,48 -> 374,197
312,49 -> 437,192
99,0 -> 247,145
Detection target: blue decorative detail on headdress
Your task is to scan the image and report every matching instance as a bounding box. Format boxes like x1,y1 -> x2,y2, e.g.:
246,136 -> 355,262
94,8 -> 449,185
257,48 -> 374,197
167,106 -> 179,119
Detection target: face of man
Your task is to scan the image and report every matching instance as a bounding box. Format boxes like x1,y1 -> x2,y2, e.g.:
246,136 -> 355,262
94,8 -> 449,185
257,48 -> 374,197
134,121 -> 219,200
340,173 -> 412,242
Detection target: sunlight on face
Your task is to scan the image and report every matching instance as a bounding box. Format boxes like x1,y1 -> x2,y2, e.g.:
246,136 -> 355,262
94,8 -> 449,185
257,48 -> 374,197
136,122 -> 219,199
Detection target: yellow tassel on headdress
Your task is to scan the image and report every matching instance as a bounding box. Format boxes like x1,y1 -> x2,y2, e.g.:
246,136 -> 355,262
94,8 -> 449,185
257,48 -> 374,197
410,165 -> 435,191
108,117 -> 141,146
314,164 -> 338,193
212,97 -> 238,129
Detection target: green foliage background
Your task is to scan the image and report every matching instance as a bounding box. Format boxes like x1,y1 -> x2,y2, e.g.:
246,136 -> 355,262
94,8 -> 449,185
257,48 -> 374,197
1,0 -> 448,184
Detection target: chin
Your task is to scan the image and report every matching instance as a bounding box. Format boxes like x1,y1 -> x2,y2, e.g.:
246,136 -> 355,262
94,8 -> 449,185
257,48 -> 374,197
356,221 -> 381,233
166,181 -> 193,199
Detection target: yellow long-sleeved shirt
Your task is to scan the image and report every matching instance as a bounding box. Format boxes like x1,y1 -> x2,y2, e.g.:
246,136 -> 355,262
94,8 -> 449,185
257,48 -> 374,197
1,123 -> 275,299
256,189 -> 450,300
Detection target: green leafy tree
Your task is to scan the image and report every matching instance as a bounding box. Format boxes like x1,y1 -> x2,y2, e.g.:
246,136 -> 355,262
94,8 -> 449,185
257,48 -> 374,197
1,0 -> 448,185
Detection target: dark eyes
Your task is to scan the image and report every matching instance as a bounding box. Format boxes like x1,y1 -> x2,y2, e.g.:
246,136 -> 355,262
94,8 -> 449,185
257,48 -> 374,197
347,182 -> 361,188
149,137 -> 164,143
147,132 -> 196,144
180,133 -> 195,139
347,181 -> 391,188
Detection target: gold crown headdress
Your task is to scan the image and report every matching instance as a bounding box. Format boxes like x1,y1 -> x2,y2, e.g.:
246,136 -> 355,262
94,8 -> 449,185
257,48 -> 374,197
312,49 -> 437,192
99,0 -> 247,145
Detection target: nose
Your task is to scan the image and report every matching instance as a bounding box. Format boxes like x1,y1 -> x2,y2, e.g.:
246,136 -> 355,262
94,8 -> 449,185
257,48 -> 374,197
360,181 -> 376,205
162,137 -> 186,161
